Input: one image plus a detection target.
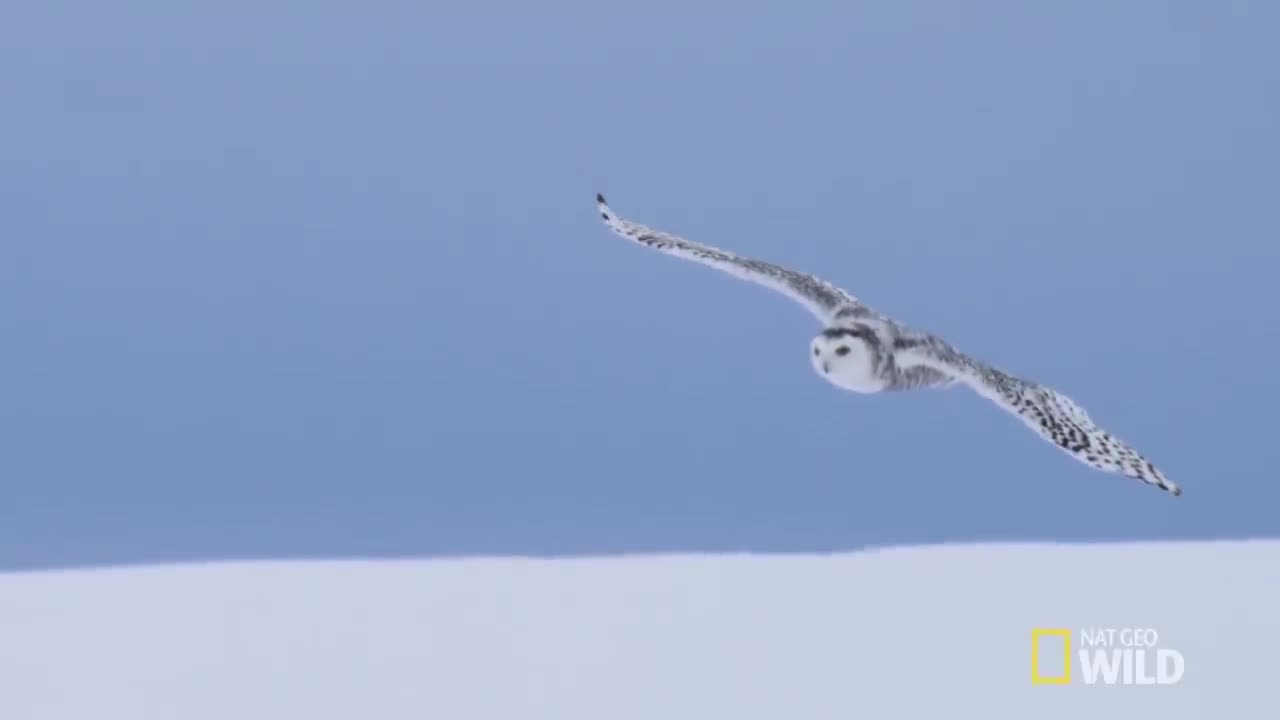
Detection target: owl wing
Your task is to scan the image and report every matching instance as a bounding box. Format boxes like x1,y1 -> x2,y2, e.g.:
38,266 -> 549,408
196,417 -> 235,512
893,333 -> 1181,496
596,193 -> 879,324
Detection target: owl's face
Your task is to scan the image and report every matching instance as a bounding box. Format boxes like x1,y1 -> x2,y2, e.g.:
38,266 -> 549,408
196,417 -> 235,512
810,327 -> 884,394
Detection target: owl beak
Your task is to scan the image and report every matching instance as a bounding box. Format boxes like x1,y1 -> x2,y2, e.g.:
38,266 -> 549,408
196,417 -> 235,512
822,362 -> 830,373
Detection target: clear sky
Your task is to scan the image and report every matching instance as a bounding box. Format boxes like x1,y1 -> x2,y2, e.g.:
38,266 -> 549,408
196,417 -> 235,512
3,1 -> 1278,570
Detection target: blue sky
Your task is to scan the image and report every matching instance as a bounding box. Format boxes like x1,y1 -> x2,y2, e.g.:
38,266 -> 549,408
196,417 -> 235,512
3,1 -> 1278,570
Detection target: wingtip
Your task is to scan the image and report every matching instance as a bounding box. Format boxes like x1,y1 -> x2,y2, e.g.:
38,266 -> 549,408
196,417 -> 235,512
596,192 -> 607,205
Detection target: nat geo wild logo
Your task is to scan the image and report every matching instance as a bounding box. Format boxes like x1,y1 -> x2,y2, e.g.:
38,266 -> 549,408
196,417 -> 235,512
1032,627 -> 1185,686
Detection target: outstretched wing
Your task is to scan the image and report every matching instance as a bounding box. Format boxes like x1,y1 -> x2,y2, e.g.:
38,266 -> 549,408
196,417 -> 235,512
894,334 -> 1181,496
596,193 -> 877,324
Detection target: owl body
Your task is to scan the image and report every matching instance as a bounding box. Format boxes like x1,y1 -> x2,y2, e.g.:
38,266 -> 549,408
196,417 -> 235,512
594,192 -> 1182,497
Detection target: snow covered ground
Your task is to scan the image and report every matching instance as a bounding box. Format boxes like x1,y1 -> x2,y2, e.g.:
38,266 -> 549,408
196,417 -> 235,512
2,540 -> 1276,718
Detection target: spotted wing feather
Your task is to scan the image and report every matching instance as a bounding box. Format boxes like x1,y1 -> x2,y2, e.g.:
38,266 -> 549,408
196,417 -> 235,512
896,335 -> 1181,496
596,193 -> 877,324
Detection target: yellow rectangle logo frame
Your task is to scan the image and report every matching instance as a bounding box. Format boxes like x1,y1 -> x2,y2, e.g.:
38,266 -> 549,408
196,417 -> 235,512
1031,628 -> 1071,685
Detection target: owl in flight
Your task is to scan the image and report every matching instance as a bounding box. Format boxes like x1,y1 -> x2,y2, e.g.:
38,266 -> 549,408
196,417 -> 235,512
595,193 -> 1180,496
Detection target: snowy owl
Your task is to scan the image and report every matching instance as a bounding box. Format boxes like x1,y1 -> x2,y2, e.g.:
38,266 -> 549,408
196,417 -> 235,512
595,193 -> 1181,496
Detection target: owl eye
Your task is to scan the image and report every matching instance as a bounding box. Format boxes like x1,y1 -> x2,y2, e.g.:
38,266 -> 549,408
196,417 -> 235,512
835,346 -> 851,356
